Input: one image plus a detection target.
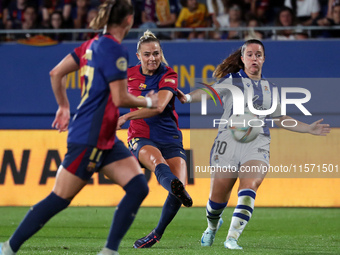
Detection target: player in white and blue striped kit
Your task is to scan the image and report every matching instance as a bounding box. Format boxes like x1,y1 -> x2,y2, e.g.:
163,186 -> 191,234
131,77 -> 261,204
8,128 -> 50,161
178,39 -> 330,250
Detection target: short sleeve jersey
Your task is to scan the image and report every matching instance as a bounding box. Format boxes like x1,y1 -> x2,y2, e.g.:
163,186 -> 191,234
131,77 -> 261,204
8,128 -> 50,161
175,3 -> 208,28
68,33 -> 128,150
127,64 -> 182,143
212,69 -> 282,136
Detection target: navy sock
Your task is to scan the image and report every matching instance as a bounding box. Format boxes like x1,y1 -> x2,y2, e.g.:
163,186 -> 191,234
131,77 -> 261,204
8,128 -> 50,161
106,174 -> 149,251
155,193 -> 182,236
154,163 -> 177,193
9,192 -> 70,252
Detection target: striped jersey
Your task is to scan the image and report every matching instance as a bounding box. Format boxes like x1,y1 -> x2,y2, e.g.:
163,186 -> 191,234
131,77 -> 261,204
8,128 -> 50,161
127,63 -> 182,143
68,33 -> 128,149
212,69 -> 282,136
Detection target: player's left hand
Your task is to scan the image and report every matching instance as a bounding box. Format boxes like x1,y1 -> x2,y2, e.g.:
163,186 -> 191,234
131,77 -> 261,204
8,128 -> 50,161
52,106 -> 70,132
117,115 -> 127,130
309,119 -> 331,136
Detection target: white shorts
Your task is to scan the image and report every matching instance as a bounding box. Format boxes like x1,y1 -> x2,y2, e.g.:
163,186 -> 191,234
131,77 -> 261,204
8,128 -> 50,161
210,130 -> 270,169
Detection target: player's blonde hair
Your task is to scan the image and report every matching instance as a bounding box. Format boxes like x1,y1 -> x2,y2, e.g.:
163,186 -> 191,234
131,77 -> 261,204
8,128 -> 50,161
137,30 -> 169,66
213,39 -> 265,79
90,0 -> 133,30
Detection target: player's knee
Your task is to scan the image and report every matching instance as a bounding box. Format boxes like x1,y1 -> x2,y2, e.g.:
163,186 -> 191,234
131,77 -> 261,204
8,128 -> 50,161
124,174 -> 149,200
239,180 -> 261,192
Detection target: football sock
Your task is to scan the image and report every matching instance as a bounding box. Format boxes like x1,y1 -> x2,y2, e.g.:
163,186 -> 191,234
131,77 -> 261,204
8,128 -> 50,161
9,192 -> 70,252
154,163 -> 177,193
227,189 -> 256,240
105,174 -> 148,251
155,192 -> 182,236
206,199 -> 227,230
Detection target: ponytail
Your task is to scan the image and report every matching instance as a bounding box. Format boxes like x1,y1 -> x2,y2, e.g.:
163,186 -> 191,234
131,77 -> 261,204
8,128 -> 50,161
90,0 -> 133,30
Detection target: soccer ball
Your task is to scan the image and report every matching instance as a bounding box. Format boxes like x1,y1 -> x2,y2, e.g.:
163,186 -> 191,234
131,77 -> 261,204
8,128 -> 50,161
228,113 -> 261,143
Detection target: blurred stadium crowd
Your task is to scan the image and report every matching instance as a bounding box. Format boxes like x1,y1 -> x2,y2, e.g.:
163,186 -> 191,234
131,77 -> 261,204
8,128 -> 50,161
0,0 -> 339,41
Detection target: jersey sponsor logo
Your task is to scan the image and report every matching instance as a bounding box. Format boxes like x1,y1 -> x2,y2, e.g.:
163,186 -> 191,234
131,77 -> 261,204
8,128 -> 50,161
164,78 -> 176,84
116,57 -> 127,71
139,83 -> 147,90
128,77 -> 136,81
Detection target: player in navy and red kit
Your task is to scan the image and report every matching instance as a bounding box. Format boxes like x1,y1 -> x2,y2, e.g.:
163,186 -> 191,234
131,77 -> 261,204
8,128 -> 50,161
0,1 -> 158,255
117,30 -> 192,249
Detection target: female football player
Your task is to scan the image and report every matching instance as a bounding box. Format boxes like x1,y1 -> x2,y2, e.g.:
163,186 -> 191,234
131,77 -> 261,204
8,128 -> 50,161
0,1 -> 158,255
117,30 -> 192,249
177,39 -> 330,250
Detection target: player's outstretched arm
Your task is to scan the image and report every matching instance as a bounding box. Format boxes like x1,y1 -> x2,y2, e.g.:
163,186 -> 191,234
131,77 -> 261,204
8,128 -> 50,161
177,88 -> 212,103
275,115 -> 331,136
117,90 -> 172,130
110,79 -> 158,109
50,54 -> 79,132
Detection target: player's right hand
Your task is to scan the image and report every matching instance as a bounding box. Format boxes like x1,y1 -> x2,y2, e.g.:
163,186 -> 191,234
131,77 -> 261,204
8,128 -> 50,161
146,90 -> 158,108
52,106 -> 70,132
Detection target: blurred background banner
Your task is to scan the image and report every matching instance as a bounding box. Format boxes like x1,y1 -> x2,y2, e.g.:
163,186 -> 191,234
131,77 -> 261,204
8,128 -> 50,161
1,40 -> 340,129
1,40 -> 339,207
1,129 -> 340,207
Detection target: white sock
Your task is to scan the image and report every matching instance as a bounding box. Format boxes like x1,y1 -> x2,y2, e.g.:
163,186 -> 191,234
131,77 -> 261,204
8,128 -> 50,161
227,189 -> 256,240
2,241 -> 16,255
206,199 -> 227,230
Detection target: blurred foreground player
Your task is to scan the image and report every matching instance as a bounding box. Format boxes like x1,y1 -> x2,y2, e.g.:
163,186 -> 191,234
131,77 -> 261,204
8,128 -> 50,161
0,1 -> 158,255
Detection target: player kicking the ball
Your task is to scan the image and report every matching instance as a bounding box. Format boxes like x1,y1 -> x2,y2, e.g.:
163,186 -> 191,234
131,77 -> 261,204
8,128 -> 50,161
177,39 -> 330,250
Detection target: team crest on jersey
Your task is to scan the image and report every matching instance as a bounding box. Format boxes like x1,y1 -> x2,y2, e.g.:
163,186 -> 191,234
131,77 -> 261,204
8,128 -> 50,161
139,83 -> 147,90
214,155 -> 219,163
165,78 -> 175,84
264,86 -> 270,94
87,162 -> 96,172
116,57 -> 127,71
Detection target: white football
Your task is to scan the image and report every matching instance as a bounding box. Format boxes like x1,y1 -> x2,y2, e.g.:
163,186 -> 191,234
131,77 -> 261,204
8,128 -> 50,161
228,113 -> 261,143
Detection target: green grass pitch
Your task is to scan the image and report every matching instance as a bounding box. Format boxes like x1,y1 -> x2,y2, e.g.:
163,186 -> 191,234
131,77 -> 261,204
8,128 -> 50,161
0,207 -> 339,254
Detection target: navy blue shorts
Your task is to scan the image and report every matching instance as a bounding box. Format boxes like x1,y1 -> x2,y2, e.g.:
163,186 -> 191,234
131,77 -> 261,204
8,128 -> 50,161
62,139 -> 132,181
128,137 -> 187,161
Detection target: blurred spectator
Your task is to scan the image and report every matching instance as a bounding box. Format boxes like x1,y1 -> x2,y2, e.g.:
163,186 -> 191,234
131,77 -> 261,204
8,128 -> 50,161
284,0 -> 320,25
4,0 -> 28,29
42,0 -> 72,28
312,0 -> 340,37
48,10 -> 71,41
224,1 -> 246,40
15,5 -> 41,39
175,0 -> 209,39
73,0 -> 91,29
139,0 -> 180,39
272,6 -> 308,40
206,0 -> 228,32
244,14 -> 264,40
244,0 -> 270,24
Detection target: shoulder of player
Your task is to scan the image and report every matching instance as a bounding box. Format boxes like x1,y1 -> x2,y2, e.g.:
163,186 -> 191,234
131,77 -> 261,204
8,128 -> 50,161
160,66 -> 178,85
127,65 -> 141,77
162,66 -> 178,78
